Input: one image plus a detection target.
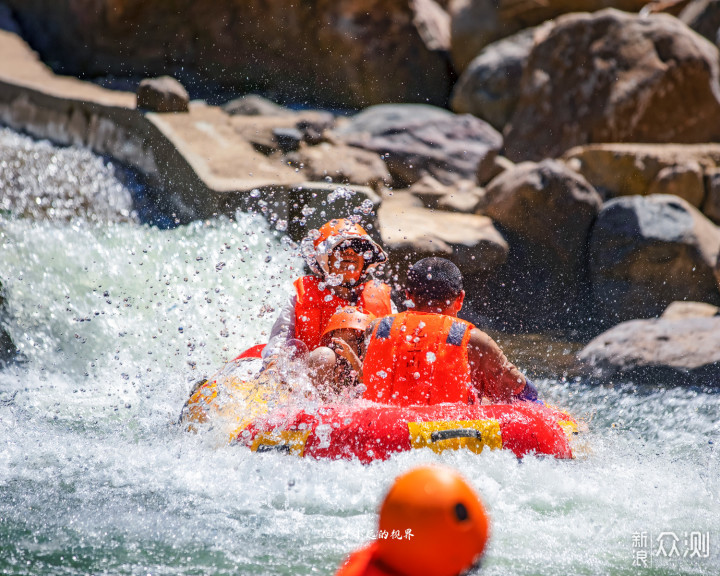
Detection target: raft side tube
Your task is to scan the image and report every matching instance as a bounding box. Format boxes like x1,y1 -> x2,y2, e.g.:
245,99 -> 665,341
238,401 -> 575,462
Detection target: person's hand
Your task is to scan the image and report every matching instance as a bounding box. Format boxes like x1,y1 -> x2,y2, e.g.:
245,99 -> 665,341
331,337 -> 362,373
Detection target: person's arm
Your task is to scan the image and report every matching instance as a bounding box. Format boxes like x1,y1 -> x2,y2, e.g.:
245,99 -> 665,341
467,328 -> 526,403
262,294 -> 297,360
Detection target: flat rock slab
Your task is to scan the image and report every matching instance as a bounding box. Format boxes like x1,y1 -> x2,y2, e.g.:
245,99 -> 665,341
147,105 -> 305,192
578,316 -> 720,385
333,103 -> 502,187
378,193 -> 508,276
0,30 -> 134,108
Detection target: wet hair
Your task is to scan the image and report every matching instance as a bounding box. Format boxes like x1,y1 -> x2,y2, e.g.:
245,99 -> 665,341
406,257 -> 463,303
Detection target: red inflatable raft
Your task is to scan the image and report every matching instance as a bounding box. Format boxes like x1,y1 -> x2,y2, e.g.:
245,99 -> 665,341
235,400 -> 578,462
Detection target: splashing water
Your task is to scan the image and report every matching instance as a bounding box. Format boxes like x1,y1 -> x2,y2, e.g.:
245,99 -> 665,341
0,128 -> 136,223
0,130 -> 719,576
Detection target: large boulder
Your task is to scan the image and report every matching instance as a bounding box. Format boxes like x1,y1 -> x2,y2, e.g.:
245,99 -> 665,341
450,27 -> 538,131
332,104 -> 503,187
589,194 -> 720,326
680,0 -> 720,47
563,143 -> 720,209
5,0 -> 453,109
505,9 -> 720,162
577,316 -> 720,385
478,160 -> 603,330
449,0 -> 648,72
377,192 -> 509,278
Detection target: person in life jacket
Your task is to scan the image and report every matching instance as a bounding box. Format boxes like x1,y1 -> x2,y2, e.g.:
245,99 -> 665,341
311,307 -> 375,396
335,465 -> 490,576
263,218 -> 394,364
362,257 -> 538,405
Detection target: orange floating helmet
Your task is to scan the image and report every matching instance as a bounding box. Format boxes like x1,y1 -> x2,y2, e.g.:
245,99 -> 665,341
321,307 -> 376,340
304,218 -> 387,278
375,465 -> 490,576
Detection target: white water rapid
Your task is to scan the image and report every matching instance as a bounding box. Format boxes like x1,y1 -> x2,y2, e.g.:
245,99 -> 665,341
0,128 -> 718,576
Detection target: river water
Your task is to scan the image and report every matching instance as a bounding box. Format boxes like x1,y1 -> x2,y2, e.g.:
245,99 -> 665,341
1,128 -> 719,575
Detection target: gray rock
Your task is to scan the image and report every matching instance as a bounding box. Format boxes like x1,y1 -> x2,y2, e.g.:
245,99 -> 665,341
222,95 -> 292,117
589,194 -> 720,326
647,162 -> 705,207
333,104 -> 503,187
480,160 -> 603,329
451,27 -> 537,132
137,76 -> 189,113
578,316 -> 720,385
272,128 -> 303,153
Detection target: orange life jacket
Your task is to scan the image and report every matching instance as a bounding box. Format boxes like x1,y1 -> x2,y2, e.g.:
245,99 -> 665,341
363,312 -> 475,406
293,275 -> 392,351
336,543 -> 402,576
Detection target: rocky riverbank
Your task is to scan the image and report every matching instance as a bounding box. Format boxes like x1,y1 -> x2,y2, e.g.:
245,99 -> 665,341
1,3 -> 720,384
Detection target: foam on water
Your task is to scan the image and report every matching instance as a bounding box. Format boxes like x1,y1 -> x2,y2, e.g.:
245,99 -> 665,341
1,130 -> 719,576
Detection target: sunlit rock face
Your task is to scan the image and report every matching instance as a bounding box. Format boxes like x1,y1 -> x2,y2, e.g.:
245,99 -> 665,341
448,0 -> 648,73
4,0 -> 453,108
578,315 -> 720,386
563,144 -> 720,204
504,9 -> 720,162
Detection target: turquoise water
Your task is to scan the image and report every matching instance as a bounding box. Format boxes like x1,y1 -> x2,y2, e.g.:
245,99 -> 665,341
0,129 -> 719,575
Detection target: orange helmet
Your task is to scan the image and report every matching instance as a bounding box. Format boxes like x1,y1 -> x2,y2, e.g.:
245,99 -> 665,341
303,218 -> 387,278
375,465 -> 490,576
321,307 -> 376,340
